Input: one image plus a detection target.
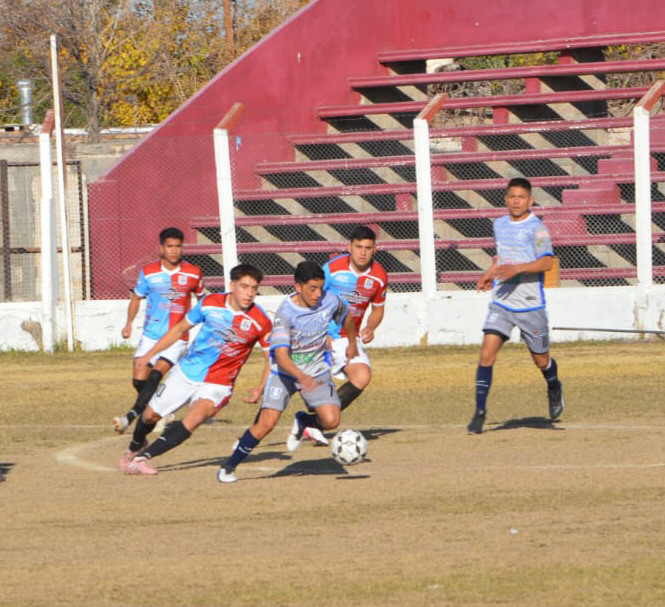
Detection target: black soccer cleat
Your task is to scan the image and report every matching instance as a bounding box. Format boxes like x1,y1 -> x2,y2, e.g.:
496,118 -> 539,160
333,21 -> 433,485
467,410 -> 486,434
548,381 -> 564,421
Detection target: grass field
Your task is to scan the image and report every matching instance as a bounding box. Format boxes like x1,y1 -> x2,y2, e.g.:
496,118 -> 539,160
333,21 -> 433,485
3,340 -> 665,606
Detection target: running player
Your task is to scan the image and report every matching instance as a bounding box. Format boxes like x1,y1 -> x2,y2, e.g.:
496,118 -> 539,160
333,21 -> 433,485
467,177 -> 564,434
323,225 -> 387,412
113,227 -> 205,435
216,260 -> 357,483
120,264 -> 272,475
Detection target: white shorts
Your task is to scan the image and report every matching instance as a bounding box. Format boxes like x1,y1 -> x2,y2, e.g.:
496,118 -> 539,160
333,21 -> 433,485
148,364 -> 233,417
330,337 -> 371,380
135,335 -> 187,367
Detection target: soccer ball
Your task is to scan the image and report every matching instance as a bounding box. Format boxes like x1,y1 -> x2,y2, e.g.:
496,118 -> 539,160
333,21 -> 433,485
331,429 -> 367,465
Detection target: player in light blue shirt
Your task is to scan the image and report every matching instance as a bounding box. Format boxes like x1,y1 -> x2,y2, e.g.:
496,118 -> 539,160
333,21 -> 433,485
468,178 -> 564,434
217,261 -> 358,483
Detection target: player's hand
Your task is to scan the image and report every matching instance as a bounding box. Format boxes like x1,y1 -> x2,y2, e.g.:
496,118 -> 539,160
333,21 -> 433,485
359,327 -> 374,344
476,273 -> 493,291
299,375 -> 317,393
121,325 -> 132,339
243,387 -> 263,404
495,264 -> 519,282
325,335 -> 333,350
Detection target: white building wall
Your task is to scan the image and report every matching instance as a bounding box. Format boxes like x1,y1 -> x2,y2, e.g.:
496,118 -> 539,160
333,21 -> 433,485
3,285 -> 665,352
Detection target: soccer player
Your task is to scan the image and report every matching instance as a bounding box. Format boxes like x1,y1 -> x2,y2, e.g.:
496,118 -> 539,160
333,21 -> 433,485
467,177 -> 564,434
216,260 -> 358,483
323,225 -> 387,412
113,227 -> 205,435
120,264 -> 272,475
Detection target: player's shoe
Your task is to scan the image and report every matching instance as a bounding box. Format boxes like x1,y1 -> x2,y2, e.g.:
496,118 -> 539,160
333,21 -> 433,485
0,470 -> 6,483
126,456 -> 158,476
113,415 -> 130,434
217,467 -> 237,483
286,416 -> 305,452
548,381 -> 564,420
118,450 -> 135,473
467,410 -> 486,434
303,426 -> 329,446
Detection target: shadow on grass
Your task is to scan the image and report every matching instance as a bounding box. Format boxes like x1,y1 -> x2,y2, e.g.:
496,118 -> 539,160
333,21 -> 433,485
489,416 -> 565,432
0,462 -> 16,479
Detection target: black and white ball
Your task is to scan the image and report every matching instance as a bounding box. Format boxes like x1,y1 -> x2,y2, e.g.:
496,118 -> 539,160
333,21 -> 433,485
331,429 -> 367,465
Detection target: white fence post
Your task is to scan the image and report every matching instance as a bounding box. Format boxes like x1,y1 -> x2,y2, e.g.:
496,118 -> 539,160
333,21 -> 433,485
633,81 -> 665,289
213,103 -> 244,292
39,110 -> 58,352
414,94 -> 447,299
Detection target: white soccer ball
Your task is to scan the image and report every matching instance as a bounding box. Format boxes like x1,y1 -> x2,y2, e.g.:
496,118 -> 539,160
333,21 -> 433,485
331,429 -> 367,465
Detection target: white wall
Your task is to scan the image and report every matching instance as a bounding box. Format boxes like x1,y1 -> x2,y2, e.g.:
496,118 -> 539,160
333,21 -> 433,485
3,285 -> 665,351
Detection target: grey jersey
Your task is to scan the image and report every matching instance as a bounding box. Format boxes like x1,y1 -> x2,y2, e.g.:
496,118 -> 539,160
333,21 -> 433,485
492,212 -> 553,312
270,290 -> 348,378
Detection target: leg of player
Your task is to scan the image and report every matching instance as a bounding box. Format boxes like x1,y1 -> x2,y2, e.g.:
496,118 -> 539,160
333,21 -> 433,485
119,405 -> 161,473
218,408 -> 282,483
337,362 -> 371,411
113,358 -> 172,434
468,332 -> 504,434
531,351 -> 564,420
126,398 -> 218,476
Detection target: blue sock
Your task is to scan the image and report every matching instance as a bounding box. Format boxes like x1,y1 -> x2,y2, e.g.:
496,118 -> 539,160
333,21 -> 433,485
475,365 -> 493,413
225,429 -> 259,470
296,410 -> 320,430
542,357 -> 560,387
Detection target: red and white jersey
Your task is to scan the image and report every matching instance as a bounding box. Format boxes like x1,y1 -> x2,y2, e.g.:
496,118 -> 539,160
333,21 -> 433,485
323,254 -> 388,338
180,293 -> 272,385
134,261 -> 204,342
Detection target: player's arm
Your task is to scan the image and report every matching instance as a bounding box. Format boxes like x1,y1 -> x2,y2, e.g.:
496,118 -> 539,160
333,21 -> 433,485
476,260 -> 497,291
121,292 -> 143,339
243,348 -> 271,404
359,304 -> 384,344
136,317 -> 194,368
273,346 -> 317,392
495,254 -> 553,282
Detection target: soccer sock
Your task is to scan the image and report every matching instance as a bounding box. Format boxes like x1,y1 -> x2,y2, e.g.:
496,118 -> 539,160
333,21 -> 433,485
475,365 -> 493,413
132,378 -> 147,395
127,369 -> 163,422
225,429 -> 260,470
142,420 -> 191,460
542,357 -> 561,388
337,381 -> 363,411
128,417 -> 157,453
296,410 -> 322,431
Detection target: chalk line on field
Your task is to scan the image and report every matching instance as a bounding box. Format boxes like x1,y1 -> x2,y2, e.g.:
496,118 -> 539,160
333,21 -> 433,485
54,436 -> 117,472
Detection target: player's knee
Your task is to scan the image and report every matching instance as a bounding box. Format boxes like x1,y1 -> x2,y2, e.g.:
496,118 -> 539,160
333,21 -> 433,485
318,410 -> 340,430
347,364 -> 371,389
142,408 -> 161,424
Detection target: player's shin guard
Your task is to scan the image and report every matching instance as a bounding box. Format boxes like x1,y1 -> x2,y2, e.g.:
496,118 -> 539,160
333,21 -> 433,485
337,381 -> 363,411
475,365 -> 493,413
127,369 -> 163,423
142,420 -> 191,460
225,429 -> 260,470
541,357 -> 560,387
129,417 -> 157,453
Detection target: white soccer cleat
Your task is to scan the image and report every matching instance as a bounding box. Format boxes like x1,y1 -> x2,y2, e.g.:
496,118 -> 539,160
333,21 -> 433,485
217,467 -> 237,483
303,426 -> 329,446
113,415 -> 129,434
286,417 -> 304,452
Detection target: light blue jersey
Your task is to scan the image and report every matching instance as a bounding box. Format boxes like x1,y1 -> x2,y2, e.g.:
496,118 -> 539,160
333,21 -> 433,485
270,290 -> 348,378
492,212 -> 553,312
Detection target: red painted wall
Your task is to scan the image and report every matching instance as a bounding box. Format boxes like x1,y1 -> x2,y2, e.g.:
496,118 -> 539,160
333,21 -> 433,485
89,0 -> 665,298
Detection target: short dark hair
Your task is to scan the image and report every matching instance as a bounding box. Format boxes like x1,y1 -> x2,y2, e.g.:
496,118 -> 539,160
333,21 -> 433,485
159,227 -> 184,244
230,263 -> 263,283
507,177 -> 532,193
294,260 -> 324,284
349,225 -> 376,242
